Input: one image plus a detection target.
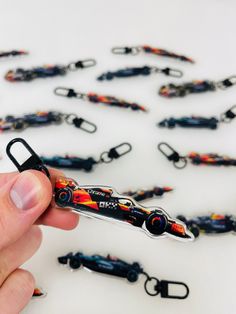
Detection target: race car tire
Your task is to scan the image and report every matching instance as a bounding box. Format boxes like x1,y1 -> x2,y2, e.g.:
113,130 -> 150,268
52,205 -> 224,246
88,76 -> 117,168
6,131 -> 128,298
55,188 -> 73,207
127,270 -> 138,283
69,258 -> 81,270
145,212 -> 168,235
189,224 -> 200,238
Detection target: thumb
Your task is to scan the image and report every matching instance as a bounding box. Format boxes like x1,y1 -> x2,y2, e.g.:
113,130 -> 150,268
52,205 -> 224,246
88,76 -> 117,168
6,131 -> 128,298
0,170 -> 52,250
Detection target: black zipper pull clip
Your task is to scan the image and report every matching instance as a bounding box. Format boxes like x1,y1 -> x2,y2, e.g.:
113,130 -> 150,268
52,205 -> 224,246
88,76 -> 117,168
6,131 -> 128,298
220,105 -> 236,123
6,138 -> 50,178
111,46 -> 140,55
54,87 -> 86,99
67,59 -> 96,71
144,275 -> 189,299
65,114 -> 97,133
100,143 -> 132,163
217,75 -> 236,90
157,142 -> 187,169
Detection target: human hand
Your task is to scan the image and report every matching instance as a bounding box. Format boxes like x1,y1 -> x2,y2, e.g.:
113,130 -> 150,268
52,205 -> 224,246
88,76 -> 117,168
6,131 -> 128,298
0,169 -> 79,313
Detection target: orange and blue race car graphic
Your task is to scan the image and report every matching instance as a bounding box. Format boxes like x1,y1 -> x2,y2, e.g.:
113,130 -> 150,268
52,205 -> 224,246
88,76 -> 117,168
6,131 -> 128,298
177,213 -> 236,238
54,177 -> 193,241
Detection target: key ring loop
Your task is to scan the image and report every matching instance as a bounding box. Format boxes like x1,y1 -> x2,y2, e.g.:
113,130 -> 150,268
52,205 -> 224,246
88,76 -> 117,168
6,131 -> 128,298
111,46 -> 141,55
67,59 -> 96,71
220,105 -> 236,123
144,277 -> 160,296
54,87 -> 87,100
157,67 -> 183,78
65,113 -> 77,125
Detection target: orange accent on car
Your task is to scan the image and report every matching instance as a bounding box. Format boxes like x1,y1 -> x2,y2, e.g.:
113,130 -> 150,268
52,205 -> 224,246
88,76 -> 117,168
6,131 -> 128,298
171,223 -> 185,235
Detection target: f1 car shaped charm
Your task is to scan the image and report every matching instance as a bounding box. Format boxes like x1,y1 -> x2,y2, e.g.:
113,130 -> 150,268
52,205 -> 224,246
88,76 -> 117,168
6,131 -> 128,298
158,116 -> 219,129
54,177 -> 193,241
177,213 -> 236,238
6,138 -> 193,242
58,252 -> 142,282
97,65 -> 182,81
58,252 -> 189,299
158,105 -> 236,130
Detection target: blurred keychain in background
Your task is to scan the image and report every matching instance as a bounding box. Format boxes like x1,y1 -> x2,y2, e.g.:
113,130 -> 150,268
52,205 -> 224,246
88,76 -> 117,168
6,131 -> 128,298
123,186 -> 173,201
41,143 -> 132,172
54,87 -> 148,112
177,213 -> 236,238
112,45 -> 194,63
158,142 -> 236,169
159,76 -> 236,98
0,111 -> 97,134
0,50 -> 28,59
58,251 -> 189,299
5,58 -> 96,82
6,138 -> 193,242
97,65 -> 183,81
158,105 -> 236,130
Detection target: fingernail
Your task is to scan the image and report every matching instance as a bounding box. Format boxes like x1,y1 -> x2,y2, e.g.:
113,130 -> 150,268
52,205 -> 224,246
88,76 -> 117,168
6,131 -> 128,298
10,172 -> 41,210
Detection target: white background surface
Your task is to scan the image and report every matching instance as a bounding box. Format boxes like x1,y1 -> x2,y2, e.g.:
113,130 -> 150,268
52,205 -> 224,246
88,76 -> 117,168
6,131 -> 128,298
1,0 -> 236,313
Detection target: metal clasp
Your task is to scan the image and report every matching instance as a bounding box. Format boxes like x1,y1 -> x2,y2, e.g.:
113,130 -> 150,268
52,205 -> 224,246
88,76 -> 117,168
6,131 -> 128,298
54,87 -> 87,99
67,59 -> 96,71
65,114 -> 97,133
157,142 -> 187,169
220,105 -> 236,123
157,67 -> 183,78
6,138 -> 50,178
100,143 -> 132,163
144,277 -> 189,299
217,75 -> 236,90
111,46 -> 140,55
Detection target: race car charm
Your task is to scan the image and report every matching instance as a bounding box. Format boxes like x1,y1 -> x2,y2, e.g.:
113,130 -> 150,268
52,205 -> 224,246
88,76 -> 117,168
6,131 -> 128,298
112,45 -> 194,63
177,213 -> 236,238
54,177 -> 192,241
6,138 -> 193,242
159,76 -> 236,98
123,186 -> 173,201
5,58 -> 96,82
54,87 -> 148,112
158,105 -> 236,130
58,251 -> 189,299
97,65 -> 183,81
0,50 -> 28,59
0,111 -> 97,134
41,142 -> 132,172
158,142 -> 236,169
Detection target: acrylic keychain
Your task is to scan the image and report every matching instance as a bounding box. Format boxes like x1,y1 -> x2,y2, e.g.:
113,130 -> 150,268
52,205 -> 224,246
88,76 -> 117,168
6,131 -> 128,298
58,252 -> 189,299
97,65 -> 183,81
41,143 -> 132,172
177,213 -> 236,238
6,138 -> 193,241
123,186 -> 173,201
111,45 -> 194,63
158,105 -> 236,130
158,142 -> 236,169
0,50 -> 28,59
158,76 -> 236,98
5,58 -> 96,82
0,111 -> 97,134
54,87 -> 148,112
